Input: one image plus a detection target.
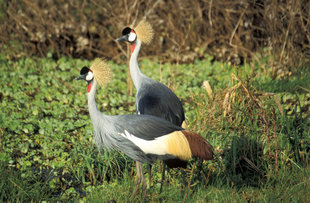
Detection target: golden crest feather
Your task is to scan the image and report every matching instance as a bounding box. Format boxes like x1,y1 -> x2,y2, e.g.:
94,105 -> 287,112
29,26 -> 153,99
134,20 -> 154,44
90,58 -> 112,87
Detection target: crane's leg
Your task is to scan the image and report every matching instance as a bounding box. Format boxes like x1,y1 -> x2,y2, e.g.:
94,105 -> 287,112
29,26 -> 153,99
159,163 -> 166,194
183,162 -> 196,202
130,161 -> 142,200
141,165 -> 147,202
147,164 -> 152,188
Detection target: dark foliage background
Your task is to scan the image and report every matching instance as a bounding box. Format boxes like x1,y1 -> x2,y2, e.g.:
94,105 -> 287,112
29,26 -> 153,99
1,0 -> 309,71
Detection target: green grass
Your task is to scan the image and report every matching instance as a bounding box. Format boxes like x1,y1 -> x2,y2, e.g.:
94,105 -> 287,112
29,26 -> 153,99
83,166 -> 310,202
0,54 -> 309,202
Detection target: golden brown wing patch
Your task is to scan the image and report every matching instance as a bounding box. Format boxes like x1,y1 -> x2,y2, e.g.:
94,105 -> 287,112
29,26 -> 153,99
182,130 -> 214,160
165,131 -> 192,161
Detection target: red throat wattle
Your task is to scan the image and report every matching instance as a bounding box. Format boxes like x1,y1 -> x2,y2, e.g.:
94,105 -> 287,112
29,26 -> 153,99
87,83 -> 92,92
131,43 -> 136,53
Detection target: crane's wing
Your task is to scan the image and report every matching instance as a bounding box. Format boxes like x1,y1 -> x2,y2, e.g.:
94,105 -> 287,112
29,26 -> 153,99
136,82 -> 185,126
109,114 -> 213,164
113,114 -> 183,141
112,114 -> 191,162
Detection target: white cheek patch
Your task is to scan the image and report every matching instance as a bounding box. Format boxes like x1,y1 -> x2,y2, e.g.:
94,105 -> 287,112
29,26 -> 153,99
86,71 -> 94,81
128,32 -> 136,42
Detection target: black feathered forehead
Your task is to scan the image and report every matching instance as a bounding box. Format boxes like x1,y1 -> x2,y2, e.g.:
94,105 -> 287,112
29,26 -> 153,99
122,27 -> 133,35
80,66 -> 90,75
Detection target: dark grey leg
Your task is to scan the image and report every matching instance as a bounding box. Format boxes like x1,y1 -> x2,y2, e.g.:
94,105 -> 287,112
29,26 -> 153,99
147,164 -> 152,189
159,163 -> 166,194
130,161 -> 143,200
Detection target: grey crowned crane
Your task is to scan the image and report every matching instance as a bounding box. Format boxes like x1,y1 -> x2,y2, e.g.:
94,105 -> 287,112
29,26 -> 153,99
115,20 -> 186,191
115,20 -> 185,126
76,59 -> 213,200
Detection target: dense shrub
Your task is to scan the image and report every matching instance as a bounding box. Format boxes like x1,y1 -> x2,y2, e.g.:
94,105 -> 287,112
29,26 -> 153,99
1,0 -> 309,71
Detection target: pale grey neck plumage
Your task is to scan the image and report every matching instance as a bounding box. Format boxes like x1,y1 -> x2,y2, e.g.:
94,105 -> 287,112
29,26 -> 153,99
130,38 -> 151,90
87,79 -> 113,151
87,80 -> 103,120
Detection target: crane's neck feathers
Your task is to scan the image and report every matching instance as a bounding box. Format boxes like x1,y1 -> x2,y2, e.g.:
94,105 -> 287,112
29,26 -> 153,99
127,20 -> 154,89
129,39 -> 145,90
87,82 -> 92,92
87,79 -> 99,114
87,79 -> 110,126
130,43 -> 136,53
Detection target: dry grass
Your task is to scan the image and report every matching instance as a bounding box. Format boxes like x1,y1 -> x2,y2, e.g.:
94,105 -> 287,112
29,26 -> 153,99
1,0 -> 309,72
194,73 -> 289,172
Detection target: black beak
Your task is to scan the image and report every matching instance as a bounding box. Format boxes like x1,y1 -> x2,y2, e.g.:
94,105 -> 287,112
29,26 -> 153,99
115,35 -> 128,42
75,74 -> 86,80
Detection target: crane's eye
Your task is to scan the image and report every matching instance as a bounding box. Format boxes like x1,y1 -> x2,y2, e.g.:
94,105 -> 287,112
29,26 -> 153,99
86,71 -> 94,81
128,32 -> 137,42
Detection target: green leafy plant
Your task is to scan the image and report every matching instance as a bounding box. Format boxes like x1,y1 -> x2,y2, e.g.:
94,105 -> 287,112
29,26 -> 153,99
0,54 -> 309,202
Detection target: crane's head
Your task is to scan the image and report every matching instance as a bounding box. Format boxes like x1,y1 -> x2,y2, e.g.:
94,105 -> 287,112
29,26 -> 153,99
115,27 -> 137,44
76,58 -> 112,92
115,20 -> 154,52
76,66 -> 93,81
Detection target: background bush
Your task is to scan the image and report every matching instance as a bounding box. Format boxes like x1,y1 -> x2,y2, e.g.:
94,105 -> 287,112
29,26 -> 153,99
1,0 -> 309,71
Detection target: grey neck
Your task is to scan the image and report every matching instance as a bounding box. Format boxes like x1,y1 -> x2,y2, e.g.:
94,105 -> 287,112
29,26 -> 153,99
129,38 -> 145,90
87,80 -> 104,120
87,79 -> 113,152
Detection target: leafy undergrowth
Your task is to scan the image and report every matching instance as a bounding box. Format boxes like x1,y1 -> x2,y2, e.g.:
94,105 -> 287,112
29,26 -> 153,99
0,54 -> 309,202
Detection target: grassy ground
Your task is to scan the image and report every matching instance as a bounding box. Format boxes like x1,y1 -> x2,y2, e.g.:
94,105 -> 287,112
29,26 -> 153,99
0,54 -> 309,202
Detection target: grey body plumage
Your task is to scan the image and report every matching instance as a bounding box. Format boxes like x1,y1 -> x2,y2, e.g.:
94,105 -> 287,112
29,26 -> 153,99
129,39 -> 185,126
137,80 -> 184,126
88,79 -> 182,164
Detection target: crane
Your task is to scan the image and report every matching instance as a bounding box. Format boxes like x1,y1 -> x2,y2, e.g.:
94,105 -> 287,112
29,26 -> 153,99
115,20 -> 186,191
75,59 -> 213,200
115,20 -> 185,126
